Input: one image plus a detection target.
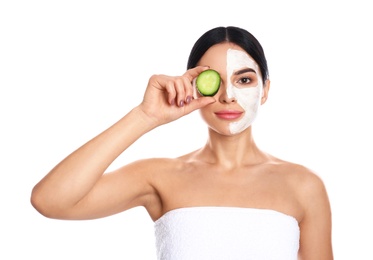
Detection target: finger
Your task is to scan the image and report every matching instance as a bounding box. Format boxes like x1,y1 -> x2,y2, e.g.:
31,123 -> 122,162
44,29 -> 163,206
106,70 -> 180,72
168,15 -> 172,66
182,76 -> 194,104
183,65 -> 210,82
164,80 -> 177,105
183,96 -> 216,114
174,77 -> 186,107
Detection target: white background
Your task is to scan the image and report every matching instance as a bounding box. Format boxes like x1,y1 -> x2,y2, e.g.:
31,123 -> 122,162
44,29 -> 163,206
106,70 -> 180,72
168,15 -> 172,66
1,0 -> 372,259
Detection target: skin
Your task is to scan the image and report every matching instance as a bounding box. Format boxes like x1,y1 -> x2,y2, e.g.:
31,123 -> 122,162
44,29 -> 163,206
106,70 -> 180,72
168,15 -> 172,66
200,47 -> 264,134
31,42 -> 333,259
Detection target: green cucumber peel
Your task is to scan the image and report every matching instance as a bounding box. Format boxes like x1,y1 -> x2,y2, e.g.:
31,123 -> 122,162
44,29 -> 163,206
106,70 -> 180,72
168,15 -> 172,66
196,69 -> 221,96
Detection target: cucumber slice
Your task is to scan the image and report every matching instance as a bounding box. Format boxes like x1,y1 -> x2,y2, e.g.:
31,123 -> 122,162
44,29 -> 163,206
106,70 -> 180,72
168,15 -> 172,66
196,69 -> 221,96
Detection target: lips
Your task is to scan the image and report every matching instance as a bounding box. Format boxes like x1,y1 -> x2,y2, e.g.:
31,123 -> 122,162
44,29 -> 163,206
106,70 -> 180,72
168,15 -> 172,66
214,110 -> 243,120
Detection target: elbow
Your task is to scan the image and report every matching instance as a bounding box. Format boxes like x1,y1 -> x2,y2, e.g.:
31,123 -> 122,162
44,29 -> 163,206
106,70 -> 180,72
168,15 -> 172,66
30,186 -> 61,219
30,185 -> 80,220
30,186 -> 49,218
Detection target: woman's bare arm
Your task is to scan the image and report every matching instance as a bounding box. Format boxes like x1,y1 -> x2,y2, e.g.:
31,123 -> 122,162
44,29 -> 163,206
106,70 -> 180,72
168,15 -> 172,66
30,107 -> 157,219
30,66 -> 215,220
298,169 -> 334,260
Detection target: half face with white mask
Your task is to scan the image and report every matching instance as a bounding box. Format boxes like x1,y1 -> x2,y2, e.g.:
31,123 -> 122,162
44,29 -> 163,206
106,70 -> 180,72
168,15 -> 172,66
226,48 -> 263,134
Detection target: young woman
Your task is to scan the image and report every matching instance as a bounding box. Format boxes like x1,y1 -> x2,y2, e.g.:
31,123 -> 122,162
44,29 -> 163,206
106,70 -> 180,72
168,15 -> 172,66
31,26 -> 333,259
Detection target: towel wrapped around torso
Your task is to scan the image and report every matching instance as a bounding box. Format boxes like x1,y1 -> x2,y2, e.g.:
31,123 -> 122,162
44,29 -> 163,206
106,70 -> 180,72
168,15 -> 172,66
154,207 -> 299,260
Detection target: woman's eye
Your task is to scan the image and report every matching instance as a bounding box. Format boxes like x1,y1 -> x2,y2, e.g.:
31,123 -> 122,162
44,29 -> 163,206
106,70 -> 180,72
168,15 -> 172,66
238,77 -> 251,84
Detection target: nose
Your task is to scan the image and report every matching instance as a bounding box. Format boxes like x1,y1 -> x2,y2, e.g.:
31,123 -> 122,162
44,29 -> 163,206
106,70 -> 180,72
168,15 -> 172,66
218,84 -> 236,103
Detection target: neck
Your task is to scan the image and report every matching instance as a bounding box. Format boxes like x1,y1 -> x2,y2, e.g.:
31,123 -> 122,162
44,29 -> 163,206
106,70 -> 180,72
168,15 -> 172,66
201,127 -> 266,169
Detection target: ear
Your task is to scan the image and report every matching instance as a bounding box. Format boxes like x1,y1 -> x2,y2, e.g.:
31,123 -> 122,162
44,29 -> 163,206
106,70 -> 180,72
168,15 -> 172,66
261,79 -> 270,105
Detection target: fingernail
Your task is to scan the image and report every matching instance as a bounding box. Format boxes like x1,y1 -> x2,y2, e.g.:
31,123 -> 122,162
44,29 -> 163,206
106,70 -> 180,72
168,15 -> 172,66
186,96 -> 191,104
179,100 -> 184,107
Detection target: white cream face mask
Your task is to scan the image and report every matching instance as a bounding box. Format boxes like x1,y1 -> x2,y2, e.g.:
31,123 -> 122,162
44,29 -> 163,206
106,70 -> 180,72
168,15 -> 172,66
226,49 -> 263,134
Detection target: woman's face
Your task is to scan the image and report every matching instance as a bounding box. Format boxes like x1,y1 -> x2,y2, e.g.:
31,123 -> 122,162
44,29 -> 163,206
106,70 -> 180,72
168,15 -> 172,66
197,42 -> 267,135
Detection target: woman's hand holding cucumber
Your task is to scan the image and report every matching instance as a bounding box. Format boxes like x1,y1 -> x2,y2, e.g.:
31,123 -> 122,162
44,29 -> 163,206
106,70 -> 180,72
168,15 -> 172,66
139,66 -> 216,126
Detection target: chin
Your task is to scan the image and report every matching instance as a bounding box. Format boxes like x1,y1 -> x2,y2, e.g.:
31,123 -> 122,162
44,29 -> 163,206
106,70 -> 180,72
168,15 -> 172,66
209,126 -> 244,137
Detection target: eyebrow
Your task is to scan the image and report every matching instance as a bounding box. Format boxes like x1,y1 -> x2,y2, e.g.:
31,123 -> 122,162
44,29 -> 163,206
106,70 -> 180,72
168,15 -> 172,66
234,68 -> 256,75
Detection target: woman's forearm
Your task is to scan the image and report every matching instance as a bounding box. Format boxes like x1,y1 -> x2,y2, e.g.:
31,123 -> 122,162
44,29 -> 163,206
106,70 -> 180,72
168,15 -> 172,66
30,106 -> 157,215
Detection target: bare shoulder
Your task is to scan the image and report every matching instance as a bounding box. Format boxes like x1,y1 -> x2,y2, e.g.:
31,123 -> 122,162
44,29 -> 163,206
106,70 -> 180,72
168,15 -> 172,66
290,163 -> 327,201
269,155 -> 327,193
269,155 -> 331,221
267,159 -> 333,257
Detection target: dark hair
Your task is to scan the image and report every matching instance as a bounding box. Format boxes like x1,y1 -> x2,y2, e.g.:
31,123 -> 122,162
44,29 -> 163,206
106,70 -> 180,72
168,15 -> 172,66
187,26 -> 269,82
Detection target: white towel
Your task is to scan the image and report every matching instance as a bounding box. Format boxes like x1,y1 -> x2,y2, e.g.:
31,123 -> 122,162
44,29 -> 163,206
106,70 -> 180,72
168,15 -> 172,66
154,207 -> 299,260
